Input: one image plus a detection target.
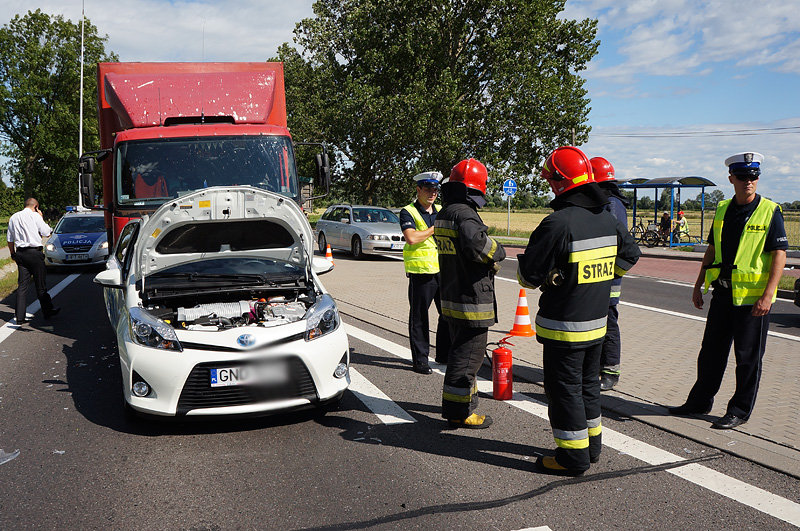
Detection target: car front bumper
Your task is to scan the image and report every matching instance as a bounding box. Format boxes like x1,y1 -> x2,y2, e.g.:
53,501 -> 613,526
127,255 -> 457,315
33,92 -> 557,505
118,321 -> 350,417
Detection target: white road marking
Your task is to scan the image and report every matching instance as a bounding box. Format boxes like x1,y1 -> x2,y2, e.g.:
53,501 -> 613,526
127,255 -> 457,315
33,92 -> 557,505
348,368 -> 416,425
657,279 -> 694,287
0,274 -> 80,343
345,321 -> 800,527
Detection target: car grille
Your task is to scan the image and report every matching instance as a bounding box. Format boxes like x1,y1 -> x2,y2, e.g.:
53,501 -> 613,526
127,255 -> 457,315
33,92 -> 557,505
176,357 -> 317,414
391,235 -> 404,242
62,244 -> 92,253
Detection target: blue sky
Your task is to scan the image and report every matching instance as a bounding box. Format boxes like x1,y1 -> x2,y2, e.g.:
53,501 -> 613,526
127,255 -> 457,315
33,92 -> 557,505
2,0 -> 799,202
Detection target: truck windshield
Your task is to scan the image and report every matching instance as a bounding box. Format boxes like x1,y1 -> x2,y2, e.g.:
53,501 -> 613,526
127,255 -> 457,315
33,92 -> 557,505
115,135 -> 298,206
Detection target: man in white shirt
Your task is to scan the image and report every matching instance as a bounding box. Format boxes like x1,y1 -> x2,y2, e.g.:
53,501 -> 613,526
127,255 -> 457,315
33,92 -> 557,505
7,198 -> 60,324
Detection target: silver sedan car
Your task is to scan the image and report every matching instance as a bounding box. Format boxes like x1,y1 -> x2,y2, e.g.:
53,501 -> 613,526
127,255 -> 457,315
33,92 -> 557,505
316,205 -> 405,259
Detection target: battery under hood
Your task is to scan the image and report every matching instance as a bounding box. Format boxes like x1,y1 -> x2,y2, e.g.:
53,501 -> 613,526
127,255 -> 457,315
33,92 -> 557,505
135,186 -> 313,281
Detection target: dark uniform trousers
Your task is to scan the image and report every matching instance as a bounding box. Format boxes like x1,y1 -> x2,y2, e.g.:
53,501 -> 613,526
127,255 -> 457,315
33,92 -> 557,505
408,273 -> 450,366
441,325 -> 487,420
543,343 -> 602,471
686,287 -> 769,420
600,304 -> 621,372
14,247 -> 55,321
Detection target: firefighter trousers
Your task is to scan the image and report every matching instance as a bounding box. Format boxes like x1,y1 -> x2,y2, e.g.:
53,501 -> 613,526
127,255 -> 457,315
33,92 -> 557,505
441,324 -> 487,420
543,343 -> 602,471
685,288 -> 769,420
600,304 -> 621,374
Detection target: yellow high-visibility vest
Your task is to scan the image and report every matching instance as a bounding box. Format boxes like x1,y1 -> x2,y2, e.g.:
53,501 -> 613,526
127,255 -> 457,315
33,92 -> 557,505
704,197 -> 778,306
402,203 -> 440,274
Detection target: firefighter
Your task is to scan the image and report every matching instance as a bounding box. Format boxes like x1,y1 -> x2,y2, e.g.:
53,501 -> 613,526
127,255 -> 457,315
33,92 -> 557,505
435,159 -> 506,429
590,156 -> 629,391
518,146 -> 640,475
399,171 -> 449,374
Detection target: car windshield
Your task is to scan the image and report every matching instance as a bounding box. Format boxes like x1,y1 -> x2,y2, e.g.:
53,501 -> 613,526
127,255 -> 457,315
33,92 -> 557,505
147,257 -> 304,287
54,216 -> 106,234
352,208 -> 399,223
115,135 -> 299,206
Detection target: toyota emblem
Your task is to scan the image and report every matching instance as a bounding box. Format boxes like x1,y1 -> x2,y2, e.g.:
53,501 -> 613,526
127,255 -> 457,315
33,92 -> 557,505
237,334 -> 255,347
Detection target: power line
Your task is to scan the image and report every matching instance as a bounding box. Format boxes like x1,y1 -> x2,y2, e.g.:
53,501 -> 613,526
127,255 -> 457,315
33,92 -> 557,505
592,126 -> 800,138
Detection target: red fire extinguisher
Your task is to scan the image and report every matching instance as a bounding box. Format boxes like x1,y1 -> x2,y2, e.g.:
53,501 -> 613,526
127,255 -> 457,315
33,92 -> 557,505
492,336 -> 514,400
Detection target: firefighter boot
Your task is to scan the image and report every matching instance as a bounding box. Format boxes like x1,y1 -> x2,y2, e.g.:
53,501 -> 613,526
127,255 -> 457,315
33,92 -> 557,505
600,371 -> 619,391
447,413 -> 493,429
535,456 -> 585,476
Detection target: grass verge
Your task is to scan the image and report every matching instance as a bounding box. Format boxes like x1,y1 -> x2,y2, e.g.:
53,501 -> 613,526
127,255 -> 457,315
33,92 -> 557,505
0,257 -> 17,299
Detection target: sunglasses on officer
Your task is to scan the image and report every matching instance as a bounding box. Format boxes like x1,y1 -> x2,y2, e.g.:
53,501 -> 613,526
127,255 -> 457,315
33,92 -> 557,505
420,184 -> 439,192
732,173 -> 759,182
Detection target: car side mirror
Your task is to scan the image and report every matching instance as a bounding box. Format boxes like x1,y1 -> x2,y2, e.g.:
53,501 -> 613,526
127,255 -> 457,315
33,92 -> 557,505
93,268 -> 124,289
312,256 -> 334,275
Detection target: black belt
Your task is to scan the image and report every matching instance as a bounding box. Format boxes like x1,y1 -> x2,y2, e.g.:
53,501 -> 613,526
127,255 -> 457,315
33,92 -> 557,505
17,246 -> 43,252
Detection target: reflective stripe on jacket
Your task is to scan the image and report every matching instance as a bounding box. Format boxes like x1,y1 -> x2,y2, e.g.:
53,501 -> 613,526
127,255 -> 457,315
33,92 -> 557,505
402,203 -> 440,274
704,198 -> 778,306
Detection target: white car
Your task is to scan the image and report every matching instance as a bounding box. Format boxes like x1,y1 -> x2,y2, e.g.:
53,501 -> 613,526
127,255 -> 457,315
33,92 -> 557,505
94,187 -> 350,418
45,210 -> 109,267
315,204 -> 405,258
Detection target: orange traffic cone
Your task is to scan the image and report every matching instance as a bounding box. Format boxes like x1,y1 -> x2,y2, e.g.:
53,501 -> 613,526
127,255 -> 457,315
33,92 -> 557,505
325,244 -> 334,265
508,289 -> 535,337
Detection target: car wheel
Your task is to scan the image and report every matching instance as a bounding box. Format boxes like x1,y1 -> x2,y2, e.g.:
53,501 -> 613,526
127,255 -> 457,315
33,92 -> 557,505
351,236 -> 363,259
318,232 -> 327,254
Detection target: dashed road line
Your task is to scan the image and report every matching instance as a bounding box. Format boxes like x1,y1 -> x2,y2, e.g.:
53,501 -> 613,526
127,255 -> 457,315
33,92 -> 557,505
345,321 -> 800,527
348,367 -> 416,425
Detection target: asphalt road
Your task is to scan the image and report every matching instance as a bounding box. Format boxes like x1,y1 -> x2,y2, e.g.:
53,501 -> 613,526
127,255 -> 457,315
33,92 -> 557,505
0,269 -> 798,529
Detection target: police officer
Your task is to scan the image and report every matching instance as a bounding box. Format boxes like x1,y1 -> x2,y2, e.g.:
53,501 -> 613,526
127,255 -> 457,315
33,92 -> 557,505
435,159 -> 505,429
669,152 -> 788,429
518,147 -> 640,475
590,156 -> 629,391
399,171 -> 450,374
7,198 -> 60,324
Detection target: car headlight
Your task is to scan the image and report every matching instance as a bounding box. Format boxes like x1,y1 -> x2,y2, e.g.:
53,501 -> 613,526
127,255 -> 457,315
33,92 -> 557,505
46,243 -> 55,251
129,307 -> 182,351
305,294 -> 340,341
366,234 -> 389,241
99,241 -> 109,250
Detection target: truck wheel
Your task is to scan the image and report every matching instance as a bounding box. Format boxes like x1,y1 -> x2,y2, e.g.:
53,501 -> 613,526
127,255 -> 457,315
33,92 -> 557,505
318,232 -> 327,254
351,236 -> 363,259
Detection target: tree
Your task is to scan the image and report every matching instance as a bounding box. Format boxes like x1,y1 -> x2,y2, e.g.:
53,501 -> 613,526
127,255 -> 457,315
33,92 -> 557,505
0,9 -> 116,209
695,189 -> 725,208
282,0 -> 598,205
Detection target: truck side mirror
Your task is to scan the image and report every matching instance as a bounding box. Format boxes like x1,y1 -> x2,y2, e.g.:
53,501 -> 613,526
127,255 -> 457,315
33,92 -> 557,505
315,153 -> 331,190
79,156 -> 96,208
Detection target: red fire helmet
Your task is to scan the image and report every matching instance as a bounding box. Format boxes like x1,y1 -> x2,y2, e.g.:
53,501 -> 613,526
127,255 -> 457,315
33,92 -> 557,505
589,156 -> 615,183
542,146 -> 594,196
449,158 -> 488,195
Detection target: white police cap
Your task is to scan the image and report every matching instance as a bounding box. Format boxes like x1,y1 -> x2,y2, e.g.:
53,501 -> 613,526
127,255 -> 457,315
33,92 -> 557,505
724,152 -> 764,174
413,171 -> 442,187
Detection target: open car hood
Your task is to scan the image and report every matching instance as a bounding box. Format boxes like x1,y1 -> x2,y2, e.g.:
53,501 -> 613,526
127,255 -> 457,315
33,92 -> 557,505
135,187 -> 313,281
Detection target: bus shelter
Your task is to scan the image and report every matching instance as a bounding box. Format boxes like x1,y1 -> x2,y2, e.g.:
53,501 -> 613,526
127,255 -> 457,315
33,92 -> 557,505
617,176 -> 716,247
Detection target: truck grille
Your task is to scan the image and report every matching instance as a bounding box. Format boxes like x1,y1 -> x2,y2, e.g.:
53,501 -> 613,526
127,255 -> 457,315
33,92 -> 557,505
63,244 -> 92,253
176,357 -> 317,414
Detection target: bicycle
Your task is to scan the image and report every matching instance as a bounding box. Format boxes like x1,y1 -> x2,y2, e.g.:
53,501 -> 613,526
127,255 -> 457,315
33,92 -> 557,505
629,216 -> 647,242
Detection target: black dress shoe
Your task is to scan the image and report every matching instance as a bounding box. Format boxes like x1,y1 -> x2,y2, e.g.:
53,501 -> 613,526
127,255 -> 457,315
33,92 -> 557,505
668,402 -> 712,416
43,307 -> 61,319
14,318 -> 29,325
412,365 -> 432,375
711,413 -> 746,430
434,358 -> 448,364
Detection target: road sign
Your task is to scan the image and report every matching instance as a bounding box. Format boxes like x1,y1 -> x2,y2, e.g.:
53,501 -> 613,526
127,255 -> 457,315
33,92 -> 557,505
503,178 -> 517,196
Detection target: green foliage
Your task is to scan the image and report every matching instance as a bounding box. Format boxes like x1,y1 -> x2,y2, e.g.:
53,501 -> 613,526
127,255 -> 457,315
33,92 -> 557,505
0,9 -> 116,210
281,0 -> 598,205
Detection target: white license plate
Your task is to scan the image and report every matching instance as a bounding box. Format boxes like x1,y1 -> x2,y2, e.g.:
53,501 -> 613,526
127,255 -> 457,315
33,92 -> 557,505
65,253 -> 89,261
210,362 -> 289,388
391,243 -> 404,250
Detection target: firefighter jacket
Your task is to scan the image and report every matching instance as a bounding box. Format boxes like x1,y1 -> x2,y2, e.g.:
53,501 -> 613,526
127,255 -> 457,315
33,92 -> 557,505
434,200 -> 506,328
402,202 -> 441,274
704,197 -> 779,306
604,186 -> 629,304
517,185 -> 640,348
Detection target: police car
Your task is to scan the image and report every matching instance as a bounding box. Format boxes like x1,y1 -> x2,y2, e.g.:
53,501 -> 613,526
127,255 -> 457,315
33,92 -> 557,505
44,209 -> 109,267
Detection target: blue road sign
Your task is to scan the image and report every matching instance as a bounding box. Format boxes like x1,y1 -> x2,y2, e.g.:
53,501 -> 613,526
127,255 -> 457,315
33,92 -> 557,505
503,178 -> 517,196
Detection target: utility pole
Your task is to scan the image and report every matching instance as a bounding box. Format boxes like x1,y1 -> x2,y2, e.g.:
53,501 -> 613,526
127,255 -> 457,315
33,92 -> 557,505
77,0 -> 86,209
